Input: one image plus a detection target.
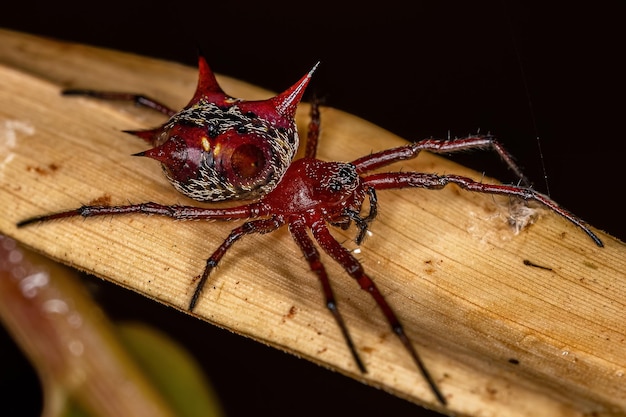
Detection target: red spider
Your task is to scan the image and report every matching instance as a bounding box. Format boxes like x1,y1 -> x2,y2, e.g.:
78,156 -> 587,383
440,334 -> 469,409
18,56 -> 603,406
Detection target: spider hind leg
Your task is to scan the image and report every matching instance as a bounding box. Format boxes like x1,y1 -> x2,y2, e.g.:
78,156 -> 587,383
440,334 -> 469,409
308,219 -> 447,405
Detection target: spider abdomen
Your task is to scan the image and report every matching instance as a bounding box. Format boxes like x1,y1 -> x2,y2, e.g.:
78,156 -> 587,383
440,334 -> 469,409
129,57 -> 317,202
138,101 -> 299,201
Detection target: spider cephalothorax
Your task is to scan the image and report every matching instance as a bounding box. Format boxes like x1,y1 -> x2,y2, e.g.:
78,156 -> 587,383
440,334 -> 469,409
19,56 -> 603,406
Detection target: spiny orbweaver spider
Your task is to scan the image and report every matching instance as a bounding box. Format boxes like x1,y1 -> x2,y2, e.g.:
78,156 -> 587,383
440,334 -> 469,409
18,56 -> 603,406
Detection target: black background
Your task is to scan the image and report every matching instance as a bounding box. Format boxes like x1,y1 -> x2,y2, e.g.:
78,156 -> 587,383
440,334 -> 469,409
1,1 -> 623,416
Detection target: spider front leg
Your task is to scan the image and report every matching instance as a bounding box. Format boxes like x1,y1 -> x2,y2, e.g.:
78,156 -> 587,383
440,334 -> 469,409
310,220 -> 447,405
365,172 -> 603,247
352,134 -> 531,186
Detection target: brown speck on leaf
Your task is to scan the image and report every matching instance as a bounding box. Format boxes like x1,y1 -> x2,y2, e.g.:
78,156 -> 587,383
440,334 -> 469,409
88,194 -> 112,206
361,346 -> 374,354
281,305 -> 297,323
583,261 -> 598,270
26,163 -> 60,176
486,386 -> 498,397
481,201 -> 497,214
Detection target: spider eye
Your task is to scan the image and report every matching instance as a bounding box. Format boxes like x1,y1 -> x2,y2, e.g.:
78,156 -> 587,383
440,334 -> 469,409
231,143 -> 266,179
328,164 -> 358,192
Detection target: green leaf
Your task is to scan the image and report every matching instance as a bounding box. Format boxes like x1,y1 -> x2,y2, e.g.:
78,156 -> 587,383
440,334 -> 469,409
115,322 -> 225,417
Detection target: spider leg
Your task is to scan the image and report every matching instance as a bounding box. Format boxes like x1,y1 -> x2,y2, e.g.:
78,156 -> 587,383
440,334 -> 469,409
304,97 -> 321,159
365,172 -> 603,247
352,135 -> 530,186
189,217 -> 284,310
288,219 -> 366,373
62,89 -> 177,117
310,220 -> 447,405
17,202 -> 257,227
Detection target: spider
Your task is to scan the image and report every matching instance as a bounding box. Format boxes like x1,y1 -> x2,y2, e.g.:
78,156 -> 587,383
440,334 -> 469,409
18,56 -> 603,406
